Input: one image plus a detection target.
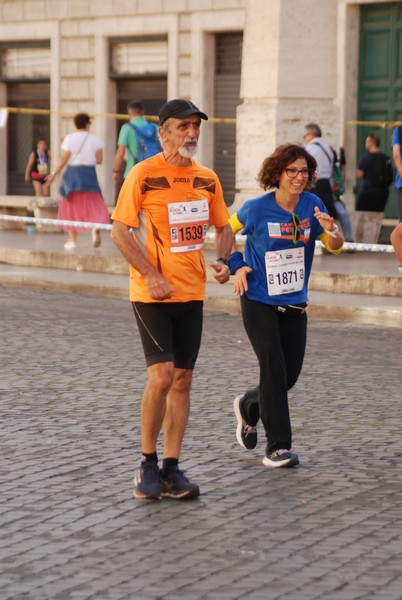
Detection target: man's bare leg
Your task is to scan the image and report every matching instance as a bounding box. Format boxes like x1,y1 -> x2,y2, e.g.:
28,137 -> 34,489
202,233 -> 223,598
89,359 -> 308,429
160,367 -> 199,499
163,368 -> 193,458
141,361 -> 174,454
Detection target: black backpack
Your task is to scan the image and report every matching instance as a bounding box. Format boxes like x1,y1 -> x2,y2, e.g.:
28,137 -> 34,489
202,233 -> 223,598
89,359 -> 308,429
370,152 -> 393,188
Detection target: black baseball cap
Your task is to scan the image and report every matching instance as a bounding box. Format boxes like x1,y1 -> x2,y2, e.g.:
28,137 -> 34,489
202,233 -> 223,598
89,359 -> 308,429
159,99 -> 208,125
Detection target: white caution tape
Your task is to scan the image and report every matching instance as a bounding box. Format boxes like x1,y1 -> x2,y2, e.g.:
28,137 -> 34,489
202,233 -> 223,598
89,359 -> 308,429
0,213 -> 396,253
0,214 -> 112,231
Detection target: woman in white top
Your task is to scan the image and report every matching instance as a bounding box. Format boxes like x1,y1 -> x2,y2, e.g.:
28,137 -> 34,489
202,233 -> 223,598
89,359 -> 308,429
48,113 -> 110,250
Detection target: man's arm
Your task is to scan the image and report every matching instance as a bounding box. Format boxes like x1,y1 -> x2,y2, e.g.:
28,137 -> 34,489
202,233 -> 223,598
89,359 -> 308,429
113,145 -> 126,182
390,223 -> 402,263
215,223 -> 234,258
210,223 -> 234,283
111,220 -> 173,300
393,143 -> 402,178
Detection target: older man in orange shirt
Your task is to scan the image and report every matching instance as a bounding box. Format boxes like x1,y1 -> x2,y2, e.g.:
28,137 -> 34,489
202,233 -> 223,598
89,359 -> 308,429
111,99 -> 232,500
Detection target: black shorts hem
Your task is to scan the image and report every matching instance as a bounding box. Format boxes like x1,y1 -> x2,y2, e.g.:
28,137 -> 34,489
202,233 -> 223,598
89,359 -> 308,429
145,352 -> 174,367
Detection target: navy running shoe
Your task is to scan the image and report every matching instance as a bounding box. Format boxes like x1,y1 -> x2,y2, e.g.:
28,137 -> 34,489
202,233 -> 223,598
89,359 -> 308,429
160,466 -> 200,499
262,449 -> 292,468
133,462 -> 161,499
233,394 -> 257,449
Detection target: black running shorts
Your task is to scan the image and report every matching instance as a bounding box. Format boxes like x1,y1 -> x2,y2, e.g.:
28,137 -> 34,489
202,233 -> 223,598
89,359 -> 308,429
132,301 -> 203,369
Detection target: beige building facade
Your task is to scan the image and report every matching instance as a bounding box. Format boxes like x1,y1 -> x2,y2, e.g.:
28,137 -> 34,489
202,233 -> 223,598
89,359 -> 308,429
0,0 -> 399,217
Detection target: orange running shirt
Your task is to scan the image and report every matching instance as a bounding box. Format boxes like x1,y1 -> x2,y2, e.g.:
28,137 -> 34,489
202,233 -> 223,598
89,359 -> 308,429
111,153 -> 230,303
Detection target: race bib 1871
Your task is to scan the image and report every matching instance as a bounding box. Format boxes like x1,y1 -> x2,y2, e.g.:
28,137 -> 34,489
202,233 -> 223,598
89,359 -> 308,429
265,247 -> 305,296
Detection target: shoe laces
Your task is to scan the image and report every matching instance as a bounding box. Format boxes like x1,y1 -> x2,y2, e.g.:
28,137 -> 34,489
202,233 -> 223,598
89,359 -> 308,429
243,422 -> 257,436
271,449 -> 289,458
165,466 -> 189,482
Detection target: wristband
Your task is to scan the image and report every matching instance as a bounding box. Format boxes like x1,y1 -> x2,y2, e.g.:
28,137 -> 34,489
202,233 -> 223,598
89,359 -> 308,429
228,251 -> 248,275
216,257 -> 229,266
324,223 -> 339,238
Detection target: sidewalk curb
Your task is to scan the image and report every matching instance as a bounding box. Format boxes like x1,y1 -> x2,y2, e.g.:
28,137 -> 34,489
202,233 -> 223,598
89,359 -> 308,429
1,246 -> 401,297
2,274 -> 401,328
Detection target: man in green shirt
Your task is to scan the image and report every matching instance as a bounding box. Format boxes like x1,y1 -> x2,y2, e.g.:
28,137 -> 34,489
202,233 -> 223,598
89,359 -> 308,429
112,101 -> 159,182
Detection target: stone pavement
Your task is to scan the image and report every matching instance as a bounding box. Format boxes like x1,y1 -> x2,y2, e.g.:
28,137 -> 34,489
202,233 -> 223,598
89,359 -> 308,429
1,286 -> 402,600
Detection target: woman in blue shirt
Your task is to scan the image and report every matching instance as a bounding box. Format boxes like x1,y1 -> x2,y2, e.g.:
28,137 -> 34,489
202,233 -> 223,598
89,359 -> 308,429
228,144 -> 344,468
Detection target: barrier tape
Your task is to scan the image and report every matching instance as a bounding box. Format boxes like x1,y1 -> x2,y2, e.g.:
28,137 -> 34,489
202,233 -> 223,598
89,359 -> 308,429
1,107 -> 398,128
0,214 -> 396,254
0,106 -> 236,124
344,120 -> 402,129
0,214 -> 112,231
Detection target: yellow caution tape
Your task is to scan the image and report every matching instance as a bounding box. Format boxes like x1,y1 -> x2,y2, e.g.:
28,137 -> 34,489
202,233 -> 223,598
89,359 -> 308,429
0,106 -> 236,124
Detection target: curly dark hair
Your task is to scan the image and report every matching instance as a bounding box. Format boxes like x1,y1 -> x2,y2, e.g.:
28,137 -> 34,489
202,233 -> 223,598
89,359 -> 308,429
258,144 -> 317,190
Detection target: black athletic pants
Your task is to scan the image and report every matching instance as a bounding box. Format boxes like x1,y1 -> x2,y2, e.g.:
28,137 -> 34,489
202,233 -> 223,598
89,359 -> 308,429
240,295 -> 307,452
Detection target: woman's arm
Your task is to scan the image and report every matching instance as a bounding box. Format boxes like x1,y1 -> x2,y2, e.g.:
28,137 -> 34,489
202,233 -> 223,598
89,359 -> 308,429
46,150 -> 70,184
24,152 -> 35,182
314,206 -> 344,252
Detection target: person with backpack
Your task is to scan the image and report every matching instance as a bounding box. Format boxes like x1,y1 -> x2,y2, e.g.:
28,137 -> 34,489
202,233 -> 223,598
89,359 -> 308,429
112,101 -> 161,183
304,124 -> 354,243
356,133 -> 393,212
303,122 -> 337,218
392,125 -> 402,223
331,147 -> 355,243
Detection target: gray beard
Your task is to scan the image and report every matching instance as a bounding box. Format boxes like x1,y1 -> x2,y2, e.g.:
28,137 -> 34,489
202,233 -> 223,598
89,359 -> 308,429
178,143 -> 198,158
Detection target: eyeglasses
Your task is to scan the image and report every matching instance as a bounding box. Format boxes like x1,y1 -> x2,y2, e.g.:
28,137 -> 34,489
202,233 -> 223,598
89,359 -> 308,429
292,212 -> 301,244
285,167 -> 310,179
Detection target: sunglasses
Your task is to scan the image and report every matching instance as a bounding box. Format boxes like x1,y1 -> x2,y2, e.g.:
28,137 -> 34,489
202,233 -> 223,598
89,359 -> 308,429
292,212 -> 301,244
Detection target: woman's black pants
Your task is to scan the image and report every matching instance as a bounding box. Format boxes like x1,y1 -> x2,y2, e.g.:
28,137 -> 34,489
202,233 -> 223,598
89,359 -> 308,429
240,295 -> 307,452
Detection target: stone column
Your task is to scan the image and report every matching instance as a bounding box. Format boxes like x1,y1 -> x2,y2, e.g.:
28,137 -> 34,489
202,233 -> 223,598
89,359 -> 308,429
234,0 -> 339,212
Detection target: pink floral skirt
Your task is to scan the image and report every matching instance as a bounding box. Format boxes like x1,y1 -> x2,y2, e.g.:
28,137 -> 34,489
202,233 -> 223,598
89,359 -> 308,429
57,191 -> 110,232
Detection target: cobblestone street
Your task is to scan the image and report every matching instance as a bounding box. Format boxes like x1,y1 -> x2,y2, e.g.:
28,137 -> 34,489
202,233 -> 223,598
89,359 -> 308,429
1,286 -> 402,600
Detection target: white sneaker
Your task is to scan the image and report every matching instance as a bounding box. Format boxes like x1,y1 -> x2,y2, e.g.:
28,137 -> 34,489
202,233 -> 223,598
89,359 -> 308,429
64,240 -> 76,250
92,228 -> 101,248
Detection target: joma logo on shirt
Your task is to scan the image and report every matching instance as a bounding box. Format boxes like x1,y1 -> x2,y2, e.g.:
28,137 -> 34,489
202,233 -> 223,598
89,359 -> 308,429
173,177 -> 191,183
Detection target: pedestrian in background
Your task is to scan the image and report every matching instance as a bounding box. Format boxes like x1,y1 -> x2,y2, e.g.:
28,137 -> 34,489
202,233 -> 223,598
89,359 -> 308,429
356,133 -> 393,213
331,148 -> 355,243
47,112 -> 110,250
392,125 -> 402,223
222,144 -> 344,468
112,101 -> 161,184
111,99 -> 232,501
304,122 -> 337,218
24,138 -> 51,197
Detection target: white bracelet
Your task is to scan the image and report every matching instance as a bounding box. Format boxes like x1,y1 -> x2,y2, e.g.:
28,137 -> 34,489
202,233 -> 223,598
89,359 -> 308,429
324,223 -> 339,238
